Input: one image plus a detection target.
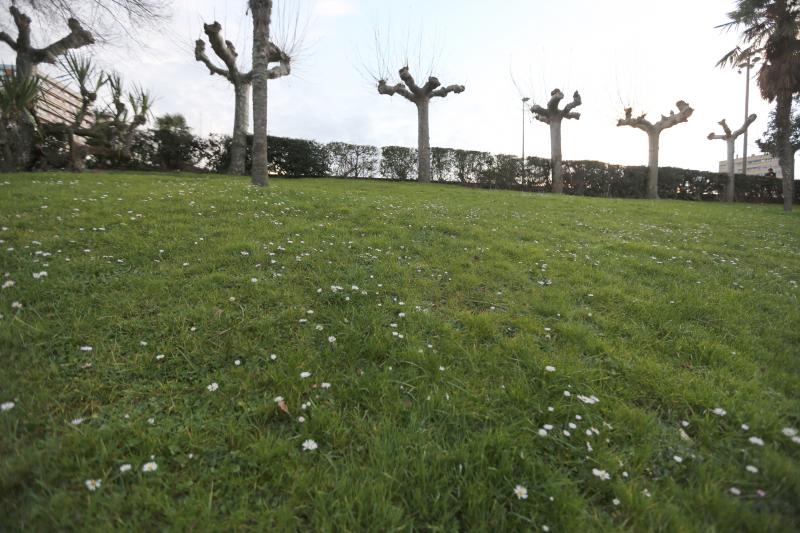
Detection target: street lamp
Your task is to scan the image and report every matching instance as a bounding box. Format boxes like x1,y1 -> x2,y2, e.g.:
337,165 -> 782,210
738,55 -> 761,175
522,97 -> 530,178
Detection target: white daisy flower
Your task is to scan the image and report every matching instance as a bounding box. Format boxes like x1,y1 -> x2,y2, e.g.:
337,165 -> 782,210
119,464 -> 132,473
729,487 -> 741,496
513,484 -> 528,500
234,359 -> 241,366
300,371 -> 312,379
545,365 -> 556,372
328,336 -> 336,343
538,429 -> 548,437
745,465 -> 758,474
1,401 -> 14,411
84,479 -> 102,491
749,436 -> 765,446
711,407 -> 726,417
207,382 -> 219,392
320,382 -> 331,389
612,498 -> 620,506
274,396 -> 284,403
673,455 -> 683,463
71,417 -> 85,426
302,439 -> 318,451
142,461 -> 158,472
80,346 -> 93,352
592,468 -> 611,481
782,427 -> 798,437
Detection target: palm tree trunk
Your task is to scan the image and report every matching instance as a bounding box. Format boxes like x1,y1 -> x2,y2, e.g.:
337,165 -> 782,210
417,99 -> 431,182
250,0 -> 272,187
230,82 -> 251,176
647,131 -> 660,199
550,120 -> 563,194
776,90 -> 794,212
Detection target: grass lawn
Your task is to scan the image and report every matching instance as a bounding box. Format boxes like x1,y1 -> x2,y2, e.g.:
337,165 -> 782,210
1,172 -> 799,531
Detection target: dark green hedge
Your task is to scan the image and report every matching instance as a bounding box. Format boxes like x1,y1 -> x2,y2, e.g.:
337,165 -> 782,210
36,128 -> 799,203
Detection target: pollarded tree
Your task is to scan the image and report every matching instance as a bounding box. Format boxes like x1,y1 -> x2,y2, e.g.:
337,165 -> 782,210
195,20 -> 290,176
249,0 -> 291,187
0,5 -> 94,79
707,114 -> 758,202
530,89 -> 582,194
617,101 -> 694,199
378,67 -> 465,183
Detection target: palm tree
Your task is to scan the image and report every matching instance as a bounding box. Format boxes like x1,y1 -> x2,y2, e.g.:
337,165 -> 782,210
0,72 -> 40,171
718,0 -> 800,212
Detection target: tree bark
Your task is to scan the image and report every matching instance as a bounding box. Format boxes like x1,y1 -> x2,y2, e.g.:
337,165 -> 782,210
550,119 -> 563,194
726,139 -> 736,202
417,99 -> 431,183
230,82 -> 251,175
647,131 -> 660,199
249,0 -> 272,187
776,90 -> 794,212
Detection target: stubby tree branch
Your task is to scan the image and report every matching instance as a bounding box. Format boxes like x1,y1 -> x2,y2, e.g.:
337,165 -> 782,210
31,18 -> 95,64
378,79 -> 415,101
0,32 -> 17,50
266,41 -> 290,80
2,6 -> 94,79
194,39 -> 231,79
430,83 -> 465,98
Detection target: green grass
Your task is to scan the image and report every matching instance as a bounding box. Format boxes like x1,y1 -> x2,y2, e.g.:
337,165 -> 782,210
1,172 -> 799,531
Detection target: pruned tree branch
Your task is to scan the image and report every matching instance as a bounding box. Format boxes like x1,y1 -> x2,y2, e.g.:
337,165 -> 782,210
378,79 -> 415,101
531,88 -> 582,123
31,18 -> 95,65
653,100 -> 694,131
194,39 -> 231,79
0,32 -> 17,50
707,114 -> 757,140
563,91 -> 582,115
398,66 -> 421,94
734,113 -> 758,138
430,83 -> 465,98
266,41 -> 290,80
3,5 -> 95,78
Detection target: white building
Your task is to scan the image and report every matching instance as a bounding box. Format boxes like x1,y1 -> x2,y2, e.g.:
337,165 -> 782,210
718,154 -> 781,178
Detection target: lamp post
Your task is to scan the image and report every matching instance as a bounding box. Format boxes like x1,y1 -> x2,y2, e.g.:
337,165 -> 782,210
522,97 -> 530,178
738,56 -> 760,175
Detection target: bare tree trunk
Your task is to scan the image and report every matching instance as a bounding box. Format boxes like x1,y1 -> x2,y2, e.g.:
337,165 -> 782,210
249,0 -> 272,187
647,131 -> 660,199
776,90 -> 794,212
726,139 -> 736,202
550,119 -> 563,194
417,100 -> 431,183
230,82 -> 251,175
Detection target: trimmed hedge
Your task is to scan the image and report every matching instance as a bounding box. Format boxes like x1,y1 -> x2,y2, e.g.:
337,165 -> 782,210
35,128 -> 799,203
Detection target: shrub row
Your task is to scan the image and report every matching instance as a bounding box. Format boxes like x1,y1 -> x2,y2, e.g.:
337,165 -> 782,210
38,129 -> 800,203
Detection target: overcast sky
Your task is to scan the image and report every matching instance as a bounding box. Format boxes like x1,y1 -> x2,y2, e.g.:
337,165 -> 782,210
18,0 -> 788,172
